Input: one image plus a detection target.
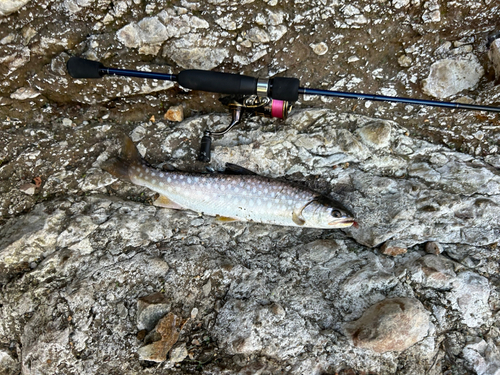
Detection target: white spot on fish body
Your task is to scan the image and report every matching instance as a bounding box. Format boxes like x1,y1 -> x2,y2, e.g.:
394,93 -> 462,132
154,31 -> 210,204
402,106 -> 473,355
167,177 -> 171,183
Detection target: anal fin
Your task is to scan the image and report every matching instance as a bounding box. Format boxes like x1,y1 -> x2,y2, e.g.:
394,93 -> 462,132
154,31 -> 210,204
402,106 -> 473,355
153,195 -> 184,210
215,215 -> 242,222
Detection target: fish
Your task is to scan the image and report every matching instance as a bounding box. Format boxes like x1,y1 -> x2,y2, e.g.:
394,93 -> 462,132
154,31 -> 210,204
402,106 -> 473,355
102,136 -> 356,229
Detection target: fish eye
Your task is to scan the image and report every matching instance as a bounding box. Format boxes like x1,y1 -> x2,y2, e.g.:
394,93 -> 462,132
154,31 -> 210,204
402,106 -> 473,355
331,210 -> 342,218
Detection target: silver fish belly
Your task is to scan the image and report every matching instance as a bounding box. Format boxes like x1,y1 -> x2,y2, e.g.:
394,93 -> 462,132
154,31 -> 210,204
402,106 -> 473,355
103,136 -> 355,229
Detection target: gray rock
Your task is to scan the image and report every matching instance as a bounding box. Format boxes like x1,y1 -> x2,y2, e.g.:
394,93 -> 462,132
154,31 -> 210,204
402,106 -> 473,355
463,339 -> 500,375
344,297 -> 431,353
0,350 -> 18,375
449,271 -> 491,328
422,54 -> 484,99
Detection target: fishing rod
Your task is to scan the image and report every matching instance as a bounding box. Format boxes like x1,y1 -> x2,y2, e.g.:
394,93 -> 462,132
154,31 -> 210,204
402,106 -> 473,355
67,56 -> 500,161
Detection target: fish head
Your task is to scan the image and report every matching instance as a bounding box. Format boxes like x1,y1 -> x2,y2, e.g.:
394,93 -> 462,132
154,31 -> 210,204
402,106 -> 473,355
301,196 -> 356,229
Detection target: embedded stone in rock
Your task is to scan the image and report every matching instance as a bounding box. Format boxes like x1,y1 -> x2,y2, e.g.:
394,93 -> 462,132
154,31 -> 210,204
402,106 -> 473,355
422,55 -> 484,99
137,312 -> 183,362
488,39 -> 500,80
344,297 -> 430,353
137,292 -> 171,331
0,0 -> 30,16
380,240 -> 407,256
425,241 -> 443,254
356,120 -> 392,149
164,105 -> 184,122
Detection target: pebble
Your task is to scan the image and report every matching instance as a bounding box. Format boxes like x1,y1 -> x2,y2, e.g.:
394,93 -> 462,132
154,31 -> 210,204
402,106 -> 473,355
310,42 -> 328,56
164,105 -> 184,122
137,292 -> 171,331
245,27 -> 270,43
398,55 -> 412,67
10,87 -> 40,100
344,297 -> 430,353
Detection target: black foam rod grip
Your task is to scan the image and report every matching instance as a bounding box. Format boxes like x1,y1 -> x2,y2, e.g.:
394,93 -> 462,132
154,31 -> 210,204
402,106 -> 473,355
67,57 -> 104,78
271,77 -> 300,102
178,70 -> 257,96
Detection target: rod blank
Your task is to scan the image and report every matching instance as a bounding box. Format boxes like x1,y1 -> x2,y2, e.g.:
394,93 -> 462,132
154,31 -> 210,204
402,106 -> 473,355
67,56 -> 500,113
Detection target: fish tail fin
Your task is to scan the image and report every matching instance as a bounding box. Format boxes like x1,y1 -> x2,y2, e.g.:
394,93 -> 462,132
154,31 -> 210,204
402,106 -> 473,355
102,135 -> 143,182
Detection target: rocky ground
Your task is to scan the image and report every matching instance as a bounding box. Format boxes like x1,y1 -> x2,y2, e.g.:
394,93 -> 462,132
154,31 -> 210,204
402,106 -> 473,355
1,0 -> 500,374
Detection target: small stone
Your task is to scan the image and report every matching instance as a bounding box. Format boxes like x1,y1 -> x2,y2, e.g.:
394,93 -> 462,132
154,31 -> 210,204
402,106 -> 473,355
164,106 -> 184,122
62,118 -> 73,127
191,307 -> 199,319
137,292 -> 171,331
10,87 -> 40,100
137,312 -> 183,362
398,55 -> 412,67
344,297 -> 430,353
380,241 -> 407,256
310,42 -> 328,56
392,0 -> 410,8
169,343 -> 188,363
425,241 -> 443,254
19,183 -> 36,195
246,27 -> 270,43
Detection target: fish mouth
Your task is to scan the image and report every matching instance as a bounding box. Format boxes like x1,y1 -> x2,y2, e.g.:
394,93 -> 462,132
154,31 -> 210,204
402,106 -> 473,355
328,218 -> 356,228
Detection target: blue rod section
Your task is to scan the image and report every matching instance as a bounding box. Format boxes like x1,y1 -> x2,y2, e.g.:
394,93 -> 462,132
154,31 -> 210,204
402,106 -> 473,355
299,87 -> 500,113
102,67 -> 177,82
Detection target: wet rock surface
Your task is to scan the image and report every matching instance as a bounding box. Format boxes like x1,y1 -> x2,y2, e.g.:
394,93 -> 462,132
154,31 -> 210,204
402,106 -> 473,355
1,0 -> 500,374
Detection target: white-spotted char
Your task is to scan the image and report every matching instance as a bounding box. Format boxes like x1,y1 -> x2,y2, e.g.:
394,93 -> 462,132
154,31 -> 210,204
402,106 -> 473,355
103,136 -> 356,229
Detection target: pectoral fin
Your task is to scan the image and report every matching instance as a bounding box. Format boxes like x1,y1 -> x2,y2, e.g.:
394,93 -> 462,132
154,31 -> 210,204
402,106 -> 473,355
215,215 -> 241,222
292,209 -> 306,226
153,195 -> 184,210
